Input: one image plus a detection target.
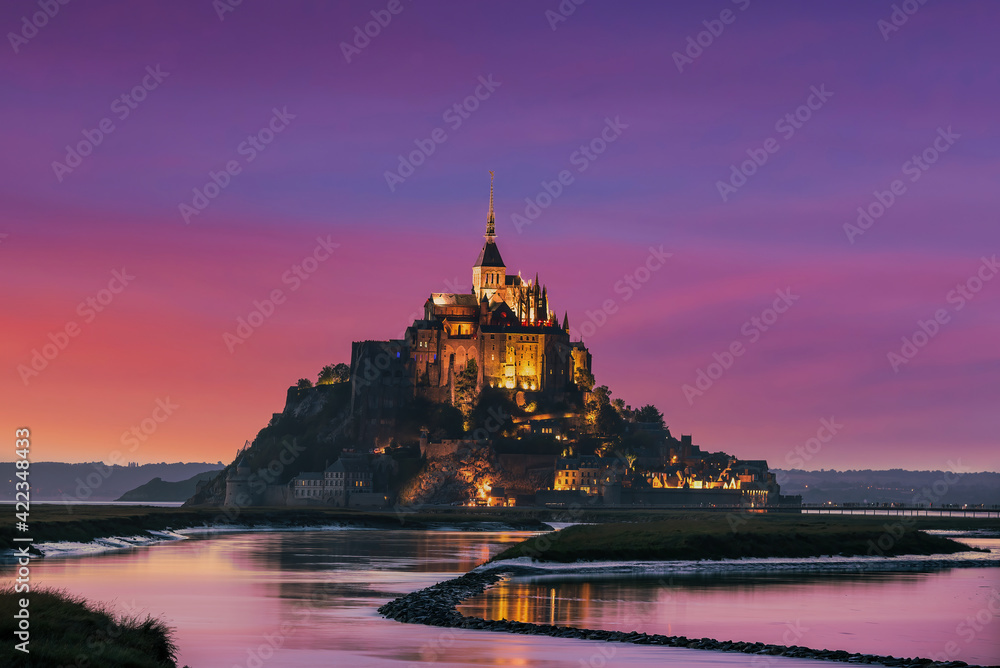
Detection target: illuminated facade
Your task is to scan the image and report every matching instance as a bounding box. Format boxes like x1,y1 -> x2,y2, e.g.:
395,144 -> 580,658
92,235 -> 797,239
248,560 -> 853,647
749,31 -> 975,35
358,175 -> 592,410
549,447 -> 782,506
554,456 -> 602,495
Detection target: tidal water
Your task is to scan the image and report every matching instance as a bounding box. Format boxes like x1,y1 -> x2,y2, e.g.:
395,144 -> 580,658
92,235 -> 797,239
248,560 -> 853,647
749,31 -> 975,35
462,537 -> 1000,665
6,530 -> 999,667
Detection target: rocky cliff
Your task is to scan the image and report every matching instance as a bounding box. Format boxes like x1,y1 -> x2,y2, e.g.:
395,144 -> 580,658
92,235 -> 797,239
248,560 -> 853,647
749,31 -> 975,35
184,383 -> 356,506
398,445 -> 548,505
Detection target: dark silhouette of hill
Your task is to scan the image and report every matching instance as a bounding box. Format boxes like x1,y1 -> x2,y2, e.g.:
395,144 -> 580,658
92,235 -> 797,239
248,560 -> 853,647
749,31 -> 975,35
773,468 -> 1000,505
1,461 -> 223,503
115,470 -> 222,502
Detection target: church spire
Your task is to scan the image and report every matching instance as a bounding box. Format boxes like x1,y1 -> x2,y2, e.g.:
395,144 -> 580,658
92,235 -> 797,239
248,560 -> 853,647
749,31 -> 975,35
486,170 -> 495,240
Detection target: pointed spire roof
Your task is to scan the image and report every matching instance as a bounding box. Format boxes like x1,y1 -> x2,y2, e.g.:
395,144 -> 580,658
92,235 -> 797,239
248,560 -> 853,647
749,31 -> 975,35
486,170 -> 495,238
562,311 -> 569,331
474,240 -> 505,268
474,171 -> 505,268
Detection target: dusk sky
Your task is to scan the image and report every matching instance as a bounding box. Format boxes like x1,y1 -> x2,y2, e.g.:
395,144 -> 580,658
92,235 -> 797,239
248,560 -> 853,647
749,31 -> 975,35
2,0 -> 997,471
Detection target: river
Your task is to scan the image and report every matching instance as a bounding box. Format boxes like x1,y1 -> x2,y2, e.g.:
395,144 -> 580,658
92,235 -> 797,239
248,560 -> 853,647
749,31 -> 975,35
6,529 -> 998,666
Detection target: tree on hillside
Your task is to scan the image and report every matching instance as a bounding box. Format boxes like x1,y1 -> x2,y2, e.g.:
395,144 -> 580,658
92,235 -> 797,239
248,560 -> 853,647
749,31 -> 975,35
611,398 -> 631,419
318,362 -> 350,385
590,385 -> 612,407
596,403 -> 624,436
624,451 -> 638,471
470,385 -> 518,438
575,368 -> 595,392
634,404 -> 665,428
296,378 -> 313,389
454,359 -> 479,422
586,385 -> 624,437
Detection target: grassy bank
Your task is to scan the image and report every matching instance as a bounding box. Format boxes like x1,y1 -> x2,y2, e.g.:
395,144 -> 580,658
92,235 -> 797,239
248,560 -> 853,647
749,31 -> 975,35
0,505 -> 550,553
490,514 -> 988,562
0,587 -> 178,668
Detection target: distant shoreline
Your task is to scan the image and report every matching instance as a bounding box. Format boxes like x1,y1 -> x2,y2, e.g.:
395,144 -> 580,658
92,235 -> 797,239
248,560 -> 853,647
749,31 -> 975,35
0,500 -> 184,506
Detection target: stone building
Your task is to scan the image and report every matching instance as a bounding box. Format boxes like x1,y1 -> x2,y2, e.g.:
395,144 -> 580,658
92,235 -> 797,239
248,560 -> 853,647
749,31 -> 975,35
289,456 -> 375,506
553,455 -> 602,495
350,176 -> 592,440
292,471 -> 324,500
323,457 -> 373,507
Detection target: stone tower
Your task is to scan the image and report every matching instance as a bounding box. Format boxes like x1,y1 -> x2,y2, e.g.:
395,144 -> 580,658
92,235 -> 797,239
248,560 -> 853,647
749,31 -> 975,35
224,455 -> 252,507
473,171 -> 506,302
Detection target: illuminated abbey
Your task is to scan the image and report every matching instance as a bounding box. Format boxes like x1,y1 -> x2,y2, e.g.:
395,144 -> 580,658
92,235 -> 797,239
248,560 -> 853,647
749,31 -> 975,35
351,175 -> 591,421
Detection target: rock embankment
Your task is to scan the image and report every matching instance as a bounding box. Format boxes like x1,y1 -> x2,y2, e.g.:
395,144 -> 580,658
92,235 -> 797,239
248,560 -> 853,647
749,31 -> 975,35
398,446 -> 540,506
378,567 -> 980,668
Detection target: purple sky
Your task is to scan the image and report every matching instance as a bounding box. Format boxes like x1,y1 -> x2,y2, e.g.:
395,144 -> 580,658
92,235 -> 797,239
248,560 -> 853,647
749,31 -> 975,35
2,0 -> 997,470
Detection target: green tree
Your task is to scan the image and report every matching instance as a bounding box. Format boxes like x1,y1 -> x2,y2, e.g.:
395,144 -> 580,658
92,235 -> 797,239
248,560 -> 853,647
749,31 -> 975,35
470,385 -> 518,438
596,402 -> 624,436
624,451 -> 638,470
611,398 -> 631,419
317,362 -> 350,385
575,368 -> 595,391
296,378 -> 313,389
454,359 -> 479,421
634,403 -> 664,428
586,385 -> 623,437
590,385 -> 612,407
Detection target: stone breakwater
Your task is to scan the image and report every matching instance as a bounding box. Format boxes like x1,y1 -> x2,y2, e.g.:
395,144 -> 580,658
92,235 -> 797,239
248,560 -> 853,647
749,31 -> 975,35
378,567 -> 981,668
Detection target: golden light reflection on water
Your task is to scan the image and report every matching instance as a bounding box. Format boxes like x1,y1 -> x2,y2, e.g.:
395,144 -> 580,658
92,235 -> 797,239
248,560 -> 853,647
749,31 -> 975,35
458,563 -> 1000,665
462,581 -> 600,626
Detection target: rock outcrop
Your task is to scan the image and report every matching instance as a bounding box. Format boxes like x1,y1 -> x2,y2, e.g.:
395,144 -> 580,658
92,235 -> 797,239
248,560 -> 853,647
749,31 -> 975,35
398,446 -> 543,505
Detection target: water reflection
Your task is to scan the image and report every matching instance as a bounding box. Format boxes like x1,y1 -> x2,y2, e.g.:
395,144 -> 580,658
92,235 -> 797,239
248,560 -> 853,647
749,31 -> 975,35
5,529 -> 991,667
460,565 -> 1000,665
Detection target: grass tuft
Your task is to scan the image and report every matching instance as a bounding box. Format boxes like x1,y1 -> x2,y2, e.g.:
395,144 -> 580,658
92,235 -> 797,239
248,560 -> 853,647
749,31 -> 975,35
0,586 -> 178,668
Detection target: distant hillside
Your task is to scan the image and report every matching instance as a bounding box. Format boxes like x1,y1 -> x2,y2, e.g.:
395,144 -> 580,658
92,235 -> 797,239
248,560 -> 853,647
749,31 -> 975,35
116,470 -> 222,502
773,469 -> 1000,506
1,461 -> 223,503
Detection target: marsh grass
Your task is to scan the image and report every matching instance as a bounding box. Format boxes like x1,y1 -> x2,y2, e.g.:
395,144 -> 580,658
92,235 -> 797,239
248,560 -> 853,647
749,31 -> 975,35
489,515 -> 984,562
0,586 -> 178,668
